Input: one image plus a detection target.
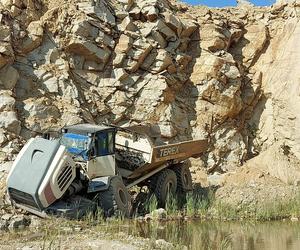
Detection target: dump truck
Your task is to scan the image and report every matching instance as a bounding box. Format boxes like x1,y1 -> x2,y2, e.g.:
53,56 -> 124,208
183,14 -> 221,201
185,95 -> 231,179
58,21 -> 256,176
6,123 -> 208,218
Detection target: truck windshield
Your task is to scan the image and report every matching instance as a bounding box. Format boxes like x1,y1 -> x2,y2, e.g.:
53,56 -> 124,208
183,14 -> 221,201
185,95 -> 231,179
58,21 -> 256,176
60,133 -> 91,160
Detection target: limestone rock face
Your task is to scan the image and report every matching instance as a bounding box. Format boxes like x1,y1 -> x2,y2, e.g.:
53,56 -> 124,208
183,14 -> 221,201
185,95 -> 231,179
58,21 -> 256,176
250,17 -> 300,161
0,0 -> 299,177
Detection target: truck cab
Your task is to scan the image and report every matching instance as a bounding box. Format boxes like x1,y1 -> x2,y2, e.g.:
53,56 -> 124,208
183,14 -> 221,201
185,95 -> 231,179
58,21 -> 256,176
60,124 -> 117,179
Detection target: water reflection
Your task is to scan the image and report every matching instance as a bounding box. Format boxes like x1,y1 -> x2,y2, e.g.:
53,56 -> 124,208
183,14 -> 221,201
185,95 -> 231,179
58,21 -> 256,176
128,220 -> 300,250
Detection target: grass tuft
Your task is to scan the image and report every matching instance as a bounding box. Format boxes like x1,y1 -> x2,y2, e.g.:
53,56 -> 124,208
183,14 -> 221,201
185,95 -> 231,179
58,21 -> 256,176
145,194 -> 158,214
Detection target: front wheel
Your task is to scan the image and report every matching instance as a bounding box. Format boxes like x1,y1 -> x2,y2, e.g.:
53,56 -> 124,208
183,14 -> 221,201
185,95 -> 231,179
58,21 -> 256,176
98,176 -> 131,217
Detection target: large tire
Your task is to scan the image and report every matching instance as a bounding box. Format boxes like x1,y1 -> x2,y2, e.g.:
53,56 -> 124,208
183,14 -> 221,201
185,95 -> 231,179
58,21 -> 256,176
154,169 -> 177,208
173,163 -> 193,192
98,176 -> 131,218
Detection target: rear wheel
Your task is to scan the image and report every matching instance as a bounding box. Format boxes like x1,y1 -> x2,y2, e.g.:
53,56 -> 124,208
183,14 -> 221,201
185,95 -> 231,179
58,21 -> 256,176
98,176 -> 131,217
154,169 -> 177,208
173,163 -> 193,192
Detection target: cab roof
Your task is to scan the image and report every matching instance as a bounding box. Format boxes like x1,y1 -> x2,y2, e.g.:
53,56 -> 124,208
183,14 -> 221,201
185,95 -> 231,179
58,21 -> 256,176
62,123 -> 114,135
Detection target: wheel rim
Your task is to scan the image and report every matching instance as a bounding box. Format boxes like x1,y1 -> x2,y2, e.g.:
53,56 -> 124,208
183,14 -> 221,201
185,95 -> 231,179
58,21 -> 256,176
166,181 -> 174,194
183,172 -> 188,186
118,188 -> 127,206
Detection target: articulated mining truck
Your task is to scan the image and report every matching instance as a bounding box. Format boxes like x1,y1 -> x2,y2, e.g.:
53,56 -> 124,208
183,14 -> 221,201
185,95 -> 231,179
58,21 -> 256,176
6,123 -> 207,218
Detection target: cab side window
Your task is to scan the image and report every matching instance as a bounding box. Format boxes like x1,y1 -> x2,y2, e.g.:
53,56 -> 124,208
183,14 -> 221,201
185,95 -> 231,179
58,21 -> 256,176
96,131 -> 114,156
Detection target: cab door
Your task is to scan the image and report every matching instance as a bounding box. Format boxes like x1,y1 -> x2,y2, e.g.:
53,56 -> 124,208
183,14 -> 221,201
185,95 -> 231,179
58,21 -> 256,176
86,130 -> 116,179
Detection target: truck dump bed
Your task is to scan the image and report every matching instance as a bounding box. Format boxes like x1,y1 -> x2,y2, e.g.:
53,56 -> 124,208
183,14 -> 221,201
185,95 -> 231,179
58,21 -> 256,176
115,125 -> 208,179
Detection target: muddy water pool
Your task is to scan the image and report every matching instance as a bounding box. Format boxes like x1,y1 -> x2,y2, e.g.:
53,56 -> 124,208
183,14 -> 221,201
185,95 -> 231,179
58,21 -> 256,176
118,220 -> 300,249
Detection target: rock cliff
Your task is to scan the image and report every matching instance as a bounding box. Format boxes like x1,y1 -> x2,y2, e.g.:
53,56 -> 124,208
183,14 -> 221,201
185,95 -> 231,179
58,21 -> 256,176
0,0 -> 300,185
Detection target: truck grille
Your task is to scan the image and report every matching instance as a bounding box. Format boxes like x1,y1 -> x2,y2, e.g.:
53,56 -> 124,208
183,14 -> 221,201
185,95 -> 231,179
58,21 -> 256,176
57,164 -> 73,191
8,188 -> 39,209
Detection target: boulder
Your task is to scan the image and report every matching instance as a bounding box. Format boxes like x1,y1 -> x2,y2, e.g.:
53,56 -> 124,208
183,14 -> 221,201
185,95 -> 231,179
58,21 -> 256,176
33,69 -> 59,93
72,70 -> 100,86
97,31 -> 115,48
150,30 -> 167,48
152,123 -> 177,138
242,24 -> 268,68
0,91 -> 15,111
163,12 -> 183,36
190,51 -> 227,83
72,21 -> 98,39
0,43 -> 14,69
176,53 -> 192,70
107,90 -> 132,114
21,21 -> 44,53
113,53 -> 126,67
129,7 -> 141,20
115,34 -> 133,53
149,49 -> 173,73
142,6 -> 159,21
23,98 -> 60,120
0,111 -> 21,135
67,39 -> 111,64
45,48 -> 60,64
0,26 -> 11,42
241,72 -> 262,106
8,215 -> 28,230
197,79 -> 243,120
43,76 -> 59,93
0,65 -> 19,90
10,5 -> 22,17
77,0 -> 115,26
132,75 -> 168,120
118,16 -> 137,32
180,19 -> 198,38
200,24 -> 227,52
111,68 -> 128,81
153,20 -> 177,41
115,10 -> 128,20
207,125 -> 247,172
125,39 -> 153,72
58,77 -> 79,101
140,50 -> 158,70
